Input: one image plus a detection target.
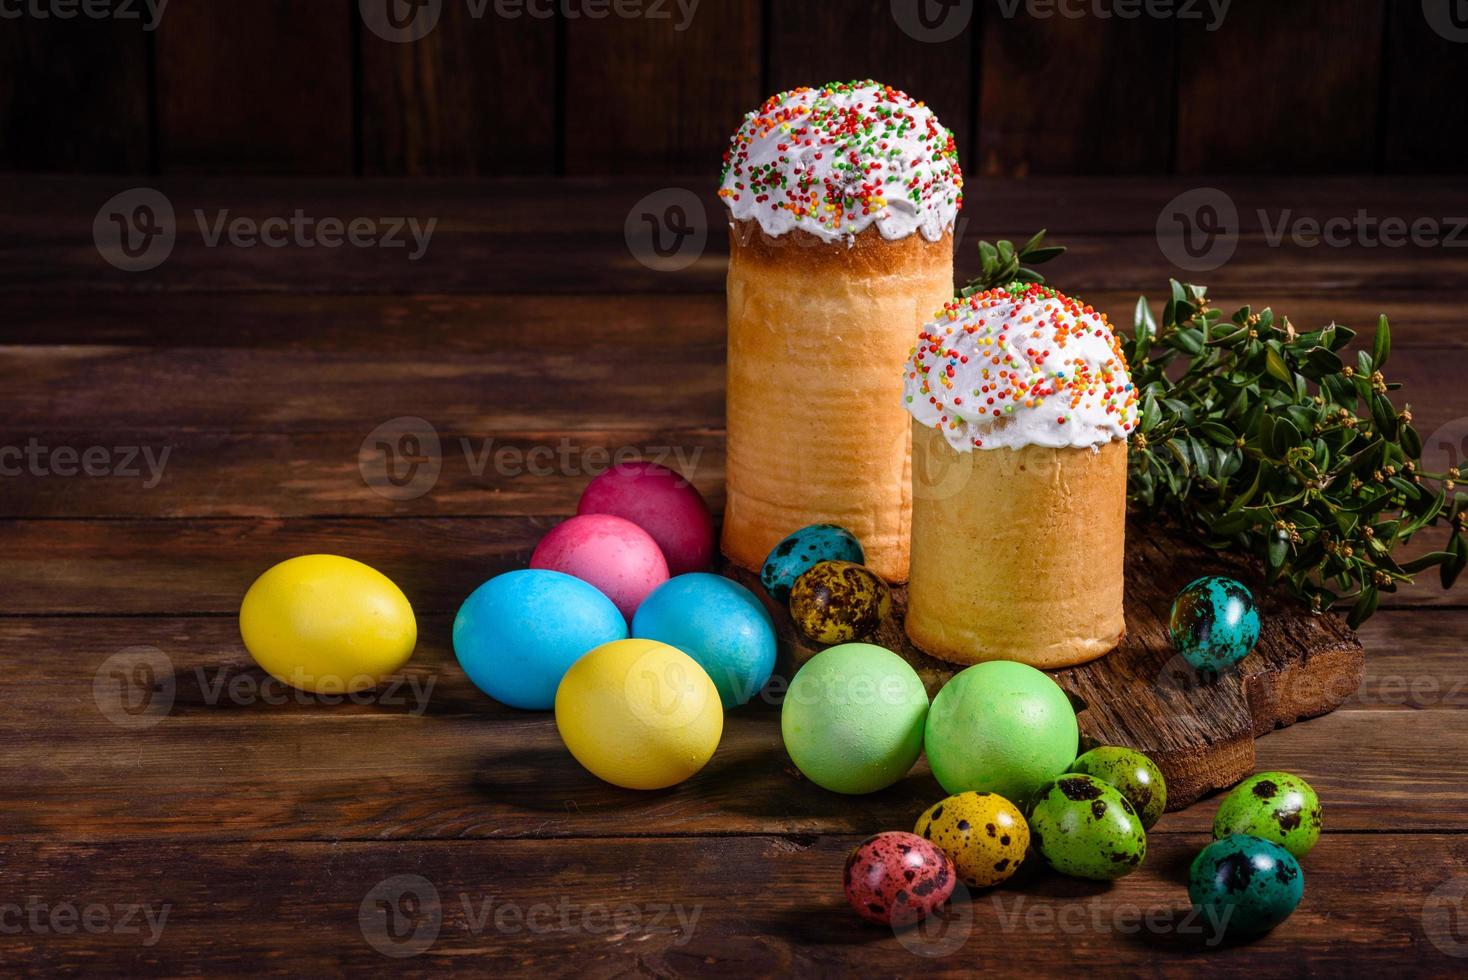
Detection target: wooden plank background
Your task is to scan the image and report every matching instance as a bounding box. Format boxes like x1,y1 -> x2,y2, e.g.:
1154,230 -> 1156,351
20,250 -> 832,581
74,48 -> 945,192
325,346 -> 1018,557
2,166 -> 1467,969
2,0 -> 1466,176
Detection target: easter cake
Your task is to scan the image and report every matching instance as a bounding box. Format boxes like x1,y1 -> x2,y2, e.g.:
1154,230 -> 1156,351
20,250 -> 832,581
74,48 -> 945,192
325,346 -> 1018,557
902,283 -> 1139,667
718,80 -> 963,583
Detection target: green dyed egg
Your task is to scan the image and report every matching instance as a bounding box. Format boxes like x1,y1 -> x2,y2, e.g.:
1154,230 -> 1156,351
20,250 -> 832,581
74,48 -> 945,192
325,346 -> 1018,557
1189,835 -> 1303,935
1029,774 -> 1147,880
924,661 -> 1078,809
780,643 -> 929,794
1213,771 -> 1322,859
1069,746 -> 1167,829
789,561 -> 891,644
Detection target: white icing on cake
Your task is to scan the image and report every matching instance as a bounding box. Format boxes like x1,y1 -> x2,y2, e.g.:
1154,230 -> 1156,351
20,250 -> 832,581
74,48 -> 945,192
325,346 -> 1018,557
904,284 -> 1139,452
718,80 -> 963,245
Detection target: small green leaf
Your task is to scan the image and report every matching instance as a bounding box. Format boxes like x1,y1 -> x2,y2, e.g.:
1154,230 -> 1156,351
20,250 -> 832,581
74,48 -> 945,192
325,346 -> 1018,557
1266,531 -> 1290,580
1174,327 -> 1205,355
1023,246 -> 1066,264
1140,395 -> 1162,433
1302,347 -> 1344,380
1134,296 -> 1154,337
1264,345 -> 1292,383
1401,423 -> 1422,460
1199,421 -> 1237,447
1327,324 -> 1356,351
1371,394 -> 1399,439
1401,551 -> 1454,574
1372,315 -> 1391,372
1271,416 -> 1302,455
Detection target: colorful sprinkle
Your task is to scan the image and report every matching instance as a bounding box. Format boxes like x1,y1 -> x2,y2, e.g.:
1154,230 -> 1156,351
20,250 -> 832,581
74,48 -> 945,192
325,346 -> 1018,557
902,283 -> 1139,451
719,80 -> 963,244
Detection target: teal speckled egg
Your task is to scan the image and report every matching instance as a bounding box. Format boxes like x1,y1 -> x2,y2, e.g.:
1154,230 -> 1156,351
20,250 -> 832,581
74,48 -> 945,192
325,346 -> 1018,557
1169,576 -> 1261,672
1189,835 -> 1304,935
761,525 -> 864,602
1028,774 -> 1147,880
1069,746 -> 1167,830
1213,771 -> 1322,859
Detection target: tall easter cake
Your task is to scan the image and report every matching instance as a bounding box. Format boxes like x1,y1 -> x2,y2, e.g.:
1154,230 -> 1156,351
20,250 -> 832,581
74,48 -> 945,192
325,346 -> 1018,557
902,283 -> 1139,668
718,80 -> 963,583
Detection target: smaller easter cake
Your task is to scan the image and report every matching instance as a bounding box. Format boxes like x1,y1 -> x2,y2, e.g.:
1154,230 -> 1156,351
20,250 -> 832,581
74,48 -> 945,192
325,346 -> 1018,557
902,283 -> 1138,668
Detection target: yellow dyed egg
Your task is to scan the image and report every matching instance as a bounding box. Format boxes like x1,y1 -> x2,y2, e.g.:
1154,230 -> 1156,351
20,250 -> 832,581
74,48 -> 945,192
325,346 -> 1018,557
915,791 -> 1030,888
555,638 -> 723,790
239,555 -> 417,694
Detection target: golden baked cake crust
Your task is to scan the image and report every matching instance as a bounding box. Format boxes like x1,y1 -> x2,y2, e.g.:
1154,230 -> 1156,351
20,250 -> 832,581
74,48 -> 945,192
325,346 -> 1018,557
721,224 -> 954,582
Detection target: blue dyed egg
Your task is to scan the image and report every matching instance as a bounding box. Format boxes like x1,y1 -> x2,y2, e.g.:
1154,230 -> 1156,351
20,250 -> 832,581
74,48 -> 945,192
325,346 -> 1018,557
1169,576 -> 1260,672
632,572 -> 776,708
453,569 -> 627,710
761,524 -> 864,602
1188,835 -> 1304,936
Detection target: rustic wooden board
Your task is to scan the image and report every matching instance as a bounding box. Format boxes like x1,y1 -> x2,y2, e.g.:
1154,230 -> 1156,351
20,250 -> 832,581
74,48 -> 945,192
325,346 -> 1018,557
11,176 -> 1468,239
0,16 -> 150,173
154,0 -> 353,174
7,290 -> 1468,351
9,2 -> 1468,178
1175,0 -> 1384,173
7,176 -> 1468,295
3,834 -> 1467,975
2,176 -> 1464,975
978,15 -> 1173,176
360,6 -> 557,176
0,517 -> 1451,616
0,613 -> 1460,844
725,520 -> 1364,811
563,0 -> 762,174
1,346 -> 1461,437
1382,2 -> 1468,174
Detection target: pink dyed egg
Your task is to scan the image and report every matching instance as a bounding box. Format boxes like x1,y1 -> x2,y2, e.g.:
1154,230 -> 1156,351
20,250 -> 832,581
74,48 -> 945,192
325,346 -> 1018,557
530,514 -> 669,621
843,831 -> 955,927
576,461 -> 715,576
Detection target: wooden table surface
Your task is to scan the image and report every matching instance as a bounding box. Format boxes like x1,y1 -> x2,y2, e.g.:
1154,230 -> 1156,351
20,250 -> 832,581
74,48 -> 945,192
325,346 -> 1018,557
3,175 -> 1467,977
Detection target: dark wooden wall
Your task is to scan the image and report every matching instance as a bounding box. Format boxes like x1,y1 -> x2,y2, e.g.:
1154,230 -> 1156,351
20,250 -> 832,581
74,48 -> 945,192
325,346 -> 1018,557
2,0 -> 1464,176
